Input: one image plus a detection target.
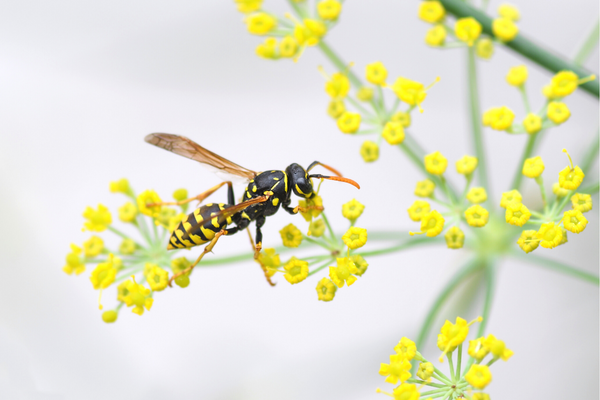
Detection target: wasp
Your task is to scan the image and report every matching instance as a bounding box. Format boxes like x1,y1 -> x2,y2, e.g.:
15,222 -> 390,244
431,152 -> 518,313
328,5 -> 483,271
144,133 -> 360,286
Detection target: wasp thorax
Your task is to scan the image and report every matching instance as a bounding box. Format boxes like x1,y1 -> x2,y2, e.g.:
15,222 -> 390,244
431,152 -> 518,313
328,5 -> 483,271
286,163 -> 315,199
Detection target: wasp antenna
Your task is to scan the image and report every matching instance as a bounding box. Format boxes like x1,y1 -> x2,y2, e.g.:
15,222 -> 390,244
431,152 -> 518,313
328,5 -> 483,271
307,161 -> 344,177
309,174 -> 360,190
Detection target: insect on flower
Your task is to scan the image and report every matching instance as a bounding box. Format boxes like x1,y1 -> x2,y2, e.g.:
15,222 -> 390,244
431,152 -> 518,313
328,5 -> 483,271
144,133 -> 360,287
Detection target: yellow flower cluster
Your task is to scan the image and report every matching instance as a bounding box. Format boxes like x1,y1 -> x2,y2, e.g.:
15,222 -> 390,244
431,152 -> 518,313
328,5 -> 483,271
409,152 -> 491,249
322,61 -> 438,163
487,67 -> 595,135
377,316 -> 511,399
270,199 -> 369,302
511,151 -> 591,253
235,0 -> 343,62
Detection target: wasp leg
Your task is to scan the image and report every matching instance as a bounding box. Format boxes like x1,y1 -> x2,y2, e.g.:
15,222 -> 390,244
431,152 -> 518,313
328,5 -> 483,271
168,229 -> 227,287
246,226 -> 275,287
148,181 -> 233,207
293,205 -> 324,214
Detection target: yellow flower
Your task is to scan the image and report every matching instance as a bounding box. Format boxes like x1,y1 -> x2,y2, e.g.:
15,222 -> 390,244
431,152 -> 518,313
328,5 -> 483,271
102,310 -> 118,323
465,205 -> 489,227
280,35 -> 298,58
455,155 -> 478,175
547,102 -> 571,124
424,151 -> 448,175
407,200 -> 431,222
279,224 -> 303,248
500,189 -> 522,208
390,384 -> 420,400
425,24 -> 446,47
298,195 -> 323,221
83,204 -> 112,232
523,113 -> 542,134
522,156 -> 544,178
468,337 -> 490,360
465,364 -> 492,389
246,12 -> 277,35
147,265 -> 169,291
337,112 -> 361,133
379,354 -> 411,384
492,17 -> 519,41
391,77 -> 439,112
505,202 -> 531,227
316,278 -> 337,301
342,199 -> 365,221
342,227 -> 368,249
455,17 -> 482,46
483,334 -> 514,361
350,255 -> 369,276
536,222 -> 563,249
418,1 -> 445,23
119,238 -> 136,255
382,121 -> 405,145
327,100 -> 346,118
475,37 -> 494,59
118,202 -> 138,223
171,257 -> 192,276
365,61 -> 388,85
83,235 -> 104,258
63,244 -> 85,275
445,226 -> 465,249
168,212 -> 186,233
137,190 -> 162,218
109,178 -> 131,194
357,87 -> 374,102
283,257 -> 309,284
506,65 -> 527,86
171,188 -> 187,202
517,230 -> 539,253
234,0 -> 262,14
329,257 -> 359,287
360,141 -> 379,162
571,193 -> 592,213
317,0 -> 342,20
308,219 -> 326,237
559,166 -> 584,190
411,210 -> 445,237
256,37 -> 278,59
437,317 -> 481,360
482,106 -> 515,130
394,337 -> 417,361
473,393 -> 491,400
390,111 -> 411,128
121,277 -> 153,315
414,179 -> 435,197
258,248 -> 281,277
294,19 -> 327,47
325,72 -> 350,99
467,187 -> 487,204
498,3 -> 520,20
562,210 -> 587,233
552,182 -> 569,198
417,362 -> 434,380
154,207 -> 177,229
90,254 -> 117,290
545,71 -> 596,98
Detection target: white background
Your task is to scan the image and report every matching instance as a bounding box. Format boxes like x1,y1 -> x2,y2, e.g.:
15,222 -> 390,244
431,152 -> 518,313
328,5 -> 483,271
0,1 -> 598,399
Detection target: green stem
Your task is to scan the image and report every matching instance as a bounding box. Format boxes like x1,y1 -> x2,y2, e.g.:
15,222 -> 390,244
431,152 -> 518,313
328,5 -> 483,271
519,85 -> 532,113
414,259 -> 483,356
107,226 -> 145,249
307,257 -> 335,277
406,379 -> 446,389
510,132 -> 540,191
318,40 -> 362,88
439,0 -> 599,97
580,129 -> 599,175
446,354 -> 455,382
358,237 -> 444,258
510,252 -> 599,285
467,47 -> 490,196
320,212 -> 337,244
455,344 -> 462,382
578,181 -> 599,195
573,19 -> 600,66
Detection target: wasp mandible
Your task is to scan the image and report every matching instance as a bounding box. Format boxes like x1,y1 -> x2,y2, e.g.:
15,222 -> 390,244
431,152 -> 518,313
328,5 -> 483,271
144,133 -> 360,286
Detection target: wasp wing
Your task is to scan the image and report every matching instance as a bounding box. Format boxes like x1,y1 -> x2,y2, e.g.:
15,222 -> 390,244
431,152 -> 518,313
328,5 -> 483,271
210,195 -> 270,223
145,133 -> 258,182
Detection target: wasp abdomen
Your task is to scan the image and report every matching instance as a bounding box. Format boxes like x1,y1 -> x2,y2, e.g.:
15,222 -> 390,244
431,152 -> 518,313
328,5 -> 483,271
167,203 -> 233,250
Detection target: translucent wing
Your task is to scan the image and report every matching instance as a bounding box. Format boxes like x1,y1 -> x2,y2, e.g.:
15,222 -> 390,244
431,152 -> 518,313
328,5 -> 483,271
210,195 -> 270,223
145,133 -> 257,183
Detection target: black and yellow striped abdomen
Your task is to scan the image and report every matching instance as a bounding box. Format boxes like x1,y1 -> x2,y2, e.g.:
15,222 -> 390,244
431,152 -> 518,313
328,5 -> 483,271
167,203 -> 233,250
